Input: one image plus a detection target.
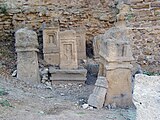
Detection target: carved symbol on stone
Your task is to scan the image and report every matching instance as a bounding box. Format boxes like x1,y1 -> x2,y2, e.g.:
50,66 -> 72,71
48,33 -> 56,45
117,44 -> 127,57
63,44 -> 72,64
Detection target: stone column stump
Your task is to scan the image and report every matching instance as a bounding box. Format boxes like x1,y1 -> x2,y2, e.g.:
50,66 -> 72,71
15,28 -> 40,84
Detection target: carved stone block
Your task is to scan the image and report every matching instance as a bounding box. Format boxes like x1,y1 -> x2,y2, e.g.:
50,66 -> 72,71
49,67 -> 87,83
59,30 -> 78,69
15,28 -> 40,84
88,77 -> 108,109
43,27 -> 59,65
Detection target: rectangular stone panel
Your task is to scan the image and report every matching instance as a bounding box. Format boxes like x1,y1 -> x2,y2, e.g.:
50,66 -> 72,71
43,27 -> 59,54
59,30 -> 78,69
49,67 -> 87,83
43,27 -> 60,65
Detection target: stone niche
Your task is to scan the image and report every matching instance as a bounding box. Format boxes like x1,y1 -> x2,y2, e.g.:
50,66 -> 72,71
43,28 -> 87,83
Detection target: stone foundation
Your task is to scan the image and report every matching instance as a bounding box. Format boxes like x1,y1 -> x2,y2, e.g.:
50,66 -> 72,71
49,67 -> 87,83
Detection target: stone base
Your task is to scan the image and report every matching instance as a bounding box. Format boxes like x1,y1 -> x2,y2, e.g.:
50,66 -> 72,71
49,67 -> 87,83
105,68 -> 133,108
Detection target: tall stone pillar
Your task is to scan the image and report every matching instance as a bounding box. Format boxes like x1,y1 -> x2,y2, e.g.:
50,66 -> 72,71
102,28 -> 134,108
15,28 -> 40,84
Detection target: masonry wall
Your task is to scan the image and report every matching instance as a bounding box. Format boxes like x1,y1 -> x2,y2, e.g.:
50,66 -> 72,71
0,0 -> 160,72
126,0 -> 160,72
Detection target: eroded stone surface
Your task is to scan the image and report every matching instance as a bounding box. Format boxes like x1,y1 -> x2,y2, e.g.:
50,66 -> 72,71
43,27 -> 60,65
15,28 -> 40,84
59,30 -> 78,69
49,67 -> 87,83
88,76 -> 107,109
76,28 -> 86,63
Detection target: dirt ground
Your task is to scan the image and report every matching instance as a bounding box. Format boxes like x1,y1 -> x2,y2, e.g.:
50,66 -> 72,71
0,74 -> 159,120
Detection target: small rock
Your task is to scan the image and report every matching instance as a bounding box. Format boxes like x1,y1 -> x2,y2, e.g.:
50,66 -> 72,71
82,104 -> 89,109
60,93 -> 65,96
42,75 -> 48,80
68,83 -> 72,86
11,70 -> 17,77
106,104 -> 111,110
64,85 -> 67,88
111,103 -> 116,109
38,111 -> 44,114
44,82 -> 52,90
41,79 -> 46,83
78,98 -> 87,105
88,106 -> 94,110
45,81 -> 52,86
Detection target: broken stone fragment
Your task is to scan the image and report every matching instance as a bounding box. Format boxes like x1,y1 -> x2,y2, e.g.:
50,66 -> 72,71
11,70 -> 17,77
88,77 -> 108,109
82,104 -> 89,109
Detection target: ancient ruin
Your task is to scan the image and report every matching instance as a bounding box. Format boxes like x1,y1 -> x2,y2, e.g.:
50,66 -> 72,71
0,0 -> 160,119
88,2 -> 135,108
15,28 -> 40,84
89,27 -> 134,108
43,29 -> 87,83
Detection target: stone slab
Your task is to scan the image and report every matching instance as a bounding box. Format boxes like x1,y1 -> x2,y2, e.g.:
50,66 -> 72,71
49,67 -> 87,83
88,77 -> 107,109
59,30 -> 78,69
43,27 -> 59,54
43,27 -> 60,65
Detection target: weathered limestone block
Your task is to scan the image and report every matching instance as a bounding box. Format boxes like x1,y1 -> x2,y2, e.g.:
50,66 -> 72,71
102,27 -> 134,108
15,28 -> 40,84
88,77 -> 108,109
76,29 -> 86,63
43,27 -> 59,65
93,34 -> 103,59
49,67 -> 87,83
105,66 -> 133,107
59,30 -> 78,69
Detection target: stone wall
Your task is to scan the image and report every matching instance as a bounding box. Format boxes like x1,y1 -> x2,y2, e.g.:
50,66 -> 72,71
126,0 -> 160,72
0,0 -> 160,72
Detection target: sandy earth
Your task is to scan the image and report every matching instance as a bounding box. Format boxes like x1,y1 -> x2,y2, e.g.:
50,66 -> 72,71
0,74 -> 159,120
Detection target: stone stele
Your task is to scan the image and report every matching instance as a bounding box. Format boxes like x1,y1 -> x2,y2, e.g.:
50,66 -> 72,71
59,30 -> 78,69
15,28 -> 40,84
43,27 -> 60,65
